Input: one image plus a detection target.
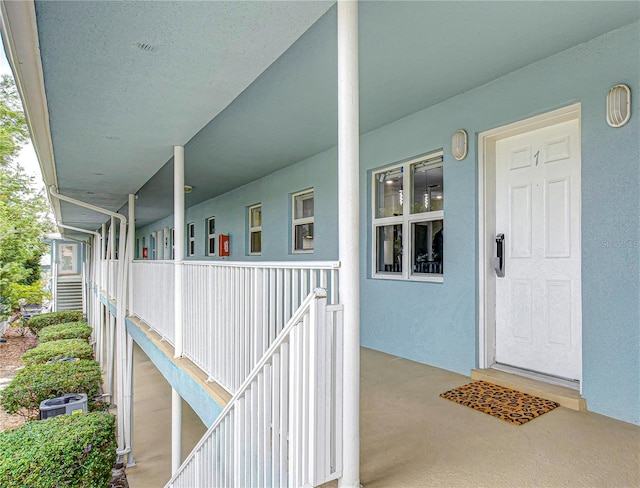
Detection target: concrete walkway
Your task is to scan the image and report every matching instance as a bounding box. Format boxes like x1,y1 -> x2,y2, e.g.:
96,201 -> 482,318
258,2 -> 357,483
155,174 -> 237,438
126,346 -> 640,487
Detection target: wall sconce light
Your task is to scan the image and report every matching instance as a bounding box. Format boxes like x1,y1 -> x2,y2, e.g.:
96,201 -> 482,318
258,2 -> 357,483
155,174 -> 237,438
606,84 -> 631,128
184,185 -> 193,193
451,129 -> 468,160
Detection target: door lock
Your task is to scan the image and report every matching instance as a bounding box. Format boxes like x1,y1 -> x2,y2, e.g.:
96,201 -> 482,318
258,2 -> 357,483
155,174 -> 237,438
494,233 -> 505,277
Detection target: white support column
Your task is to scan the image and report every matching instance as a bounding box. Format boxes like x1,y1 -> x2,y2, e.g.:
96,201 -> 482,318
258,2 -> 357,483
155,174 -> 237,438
125,193 -> 136,466
115,216 -> 128,455
337,1 -> 360,487
171,388 -> 182,474
172,145 -> 185,476
174,146 -> 184,358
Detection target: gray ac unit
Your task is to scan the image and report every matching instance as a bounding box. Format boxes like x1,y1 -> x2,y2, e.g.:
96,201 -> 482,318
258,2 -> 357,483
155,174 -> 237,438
39,393 -> 88,419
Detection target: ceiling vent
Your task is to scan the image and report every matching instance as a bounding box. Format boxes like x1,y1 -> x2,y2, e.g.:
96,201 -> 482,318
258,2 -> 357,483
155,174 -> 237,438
606,84 -> 631,128
135,42 -> 156,53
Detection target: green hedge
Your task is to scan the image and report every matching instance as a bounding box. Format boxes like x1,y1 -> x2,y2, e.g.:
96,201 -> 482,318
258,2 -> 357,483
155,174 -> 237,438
28,311 -> 84,334
21,338 -> 94,365
39,322 -> 92,343
0,359 -> 103,419
0,412 -> 116,488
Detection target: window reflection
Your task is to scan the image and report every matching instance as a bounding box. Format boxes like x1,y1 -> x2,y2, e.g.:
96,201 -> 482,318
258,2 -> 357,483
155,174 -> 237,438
412,219 -> 443,274
376,224 -> 403,273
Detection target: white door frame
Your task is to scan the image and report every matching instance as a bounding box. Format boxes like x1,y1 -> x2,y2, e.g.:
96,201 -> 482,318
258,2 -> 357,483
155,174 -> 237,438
478,103 -> 582,376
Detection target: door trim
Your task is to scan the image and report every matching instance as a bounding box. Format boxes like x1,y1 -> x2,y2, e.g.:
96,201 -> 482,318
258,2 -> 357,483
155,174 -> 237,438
478,103 -> 582,386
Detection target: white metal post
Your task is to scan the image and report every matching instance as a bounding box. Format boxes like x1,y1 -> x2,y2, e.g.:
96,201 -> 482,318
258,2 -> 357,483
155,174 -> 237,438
174,146 -> 184,358
172,388 -> 182,474
337,1 -> 360,487
172,146 -> 185,475
125,193 -> 136,466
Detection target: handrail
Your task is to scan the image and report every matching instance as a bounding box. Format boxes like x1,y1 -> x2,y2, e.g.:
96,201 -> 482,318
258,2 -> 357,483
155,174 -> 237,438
132,259 -> 340,270
165,287 -> 341,487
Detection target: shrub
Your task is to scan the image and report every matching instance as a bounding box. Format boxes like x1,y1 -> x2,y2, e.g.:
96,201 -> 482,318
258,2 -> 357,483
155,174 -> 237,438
21,338 -> 94,365
38,321 -> 92,343
27,310 -> 84,334
0,412 -> 116,488
0,359 -> 102,419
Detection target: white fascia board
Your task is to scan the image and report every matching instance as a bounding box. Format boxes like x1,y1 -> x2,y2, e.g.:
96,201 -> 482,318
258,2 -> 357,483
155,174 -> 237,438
0,0 -> 61,221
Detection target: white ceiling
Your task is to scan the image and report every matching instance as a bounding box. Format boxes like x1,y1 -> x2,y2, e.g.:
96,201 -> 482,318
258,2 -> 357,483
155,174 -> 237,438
28,0 -> 640,231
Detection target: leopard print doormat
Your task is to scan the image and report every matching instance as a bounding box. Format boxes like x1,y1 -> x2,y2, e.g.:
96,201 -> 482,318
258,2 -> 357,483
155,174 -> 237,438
440,381 -> 559,425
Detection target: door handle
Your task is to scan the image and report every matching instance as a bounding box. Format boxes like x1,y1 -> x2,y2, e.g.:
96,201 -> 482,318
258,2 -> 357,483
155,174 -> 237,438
494,233 -> 505,277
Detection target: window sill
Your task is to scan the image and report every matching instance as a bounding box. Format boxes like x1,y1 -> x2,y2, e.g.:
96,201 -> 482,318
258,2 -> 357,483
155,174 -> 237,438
372,273 -> 443,283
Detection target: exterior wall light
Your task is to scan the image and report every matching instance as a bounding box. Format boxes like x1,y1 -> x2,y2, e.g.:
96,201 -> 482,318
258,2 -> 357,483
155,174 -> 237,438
451,129 -> 468,160
606,84 -> 631,128
184,185 -> 193,193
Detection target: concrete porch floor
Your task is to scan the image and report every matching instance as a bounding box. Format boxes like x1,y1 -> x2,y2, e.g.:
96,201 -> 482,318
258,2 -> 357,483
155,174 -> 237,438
126,346 -> 639,487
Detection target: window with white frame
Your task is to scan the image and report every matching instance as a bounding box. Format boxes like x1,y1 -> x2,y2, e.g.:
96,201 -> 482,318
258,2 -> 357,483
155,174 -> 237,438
206,217 -> 216,256
249,204 -> 262,255
372,152 -> 444,281
136,238 -> 140,259
187,222 -> 195,257
292,189 -> 314,253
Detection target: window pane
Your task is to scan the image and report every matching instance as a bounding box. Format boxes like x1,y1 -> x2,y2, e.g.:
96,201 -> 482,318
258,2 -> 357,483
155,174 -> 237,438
189,224 -> 194,238
375,168 -> 403,218
250,206 -> 262,228
250,231 -> 262,253
189,240 -> 195,256
411,163 -> 443,213
294,192 -> 314,219
412,219 -> 443,274
376,224 -> 402,273
209,237 -> 215,255
208,218 -> 215,235
294,223 -> 314,251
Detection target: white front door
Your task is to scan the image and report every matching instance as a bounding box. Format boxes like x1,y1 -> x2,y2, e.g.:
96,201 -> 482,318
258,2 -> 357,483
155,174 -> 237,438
494,118 -> 581,381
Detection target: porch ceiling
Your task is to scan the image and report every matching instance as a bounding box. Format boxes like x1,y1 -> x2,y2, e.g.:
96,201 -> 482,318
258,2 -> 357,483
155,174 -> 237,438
18,1 -> 640,232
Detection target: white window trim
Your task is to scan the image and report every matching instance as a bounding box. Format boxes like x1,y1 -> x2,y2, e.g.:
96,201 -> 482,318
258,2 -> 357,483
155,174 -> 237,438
292,189 -> 314,254
187,222 -> 195,257
249,204 -> 262,256
371,152 -> 444,283
206,216 -> 216,256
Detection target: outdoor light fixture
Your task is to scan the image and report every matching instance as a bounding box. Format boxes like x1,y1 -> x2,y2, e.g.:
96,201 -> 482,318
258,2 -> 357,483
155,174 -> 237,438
451,129 -> 468,160
184,185 -> 193,193
606,84 -> 631,128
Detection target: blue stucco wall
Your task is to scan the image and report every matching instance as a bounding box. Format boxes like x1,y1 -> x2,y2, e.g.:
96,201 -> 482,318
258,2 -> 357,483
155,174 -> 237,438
137,22 -> 639,424
360,21 -> 639,424
138,146 -> 339,262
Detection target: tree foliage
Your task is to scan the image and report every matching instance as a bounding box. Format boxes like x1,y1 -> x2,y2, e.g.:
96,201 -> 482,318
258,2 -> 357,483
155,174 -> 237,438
0,74 -> 52,316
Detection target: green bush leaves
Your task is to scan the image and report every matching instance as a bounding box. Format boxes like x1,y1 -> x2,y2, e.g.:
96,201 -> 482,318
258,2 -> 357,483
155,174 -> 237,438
0,359 -> 102,419
38,321 -> 92,343
28,311 -> 84,334
21,338 -> 94,365
0,412 -> 116,488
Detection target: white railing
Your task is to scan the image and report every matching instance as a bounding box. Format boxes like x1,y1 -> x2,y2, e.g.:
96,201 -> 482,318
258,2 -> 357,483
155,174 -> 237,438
129,260 -> 340,393
131,261 -> 175,343
107,259 -> 118,300
166,288 -> 343,488
183,261 -> 339,393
